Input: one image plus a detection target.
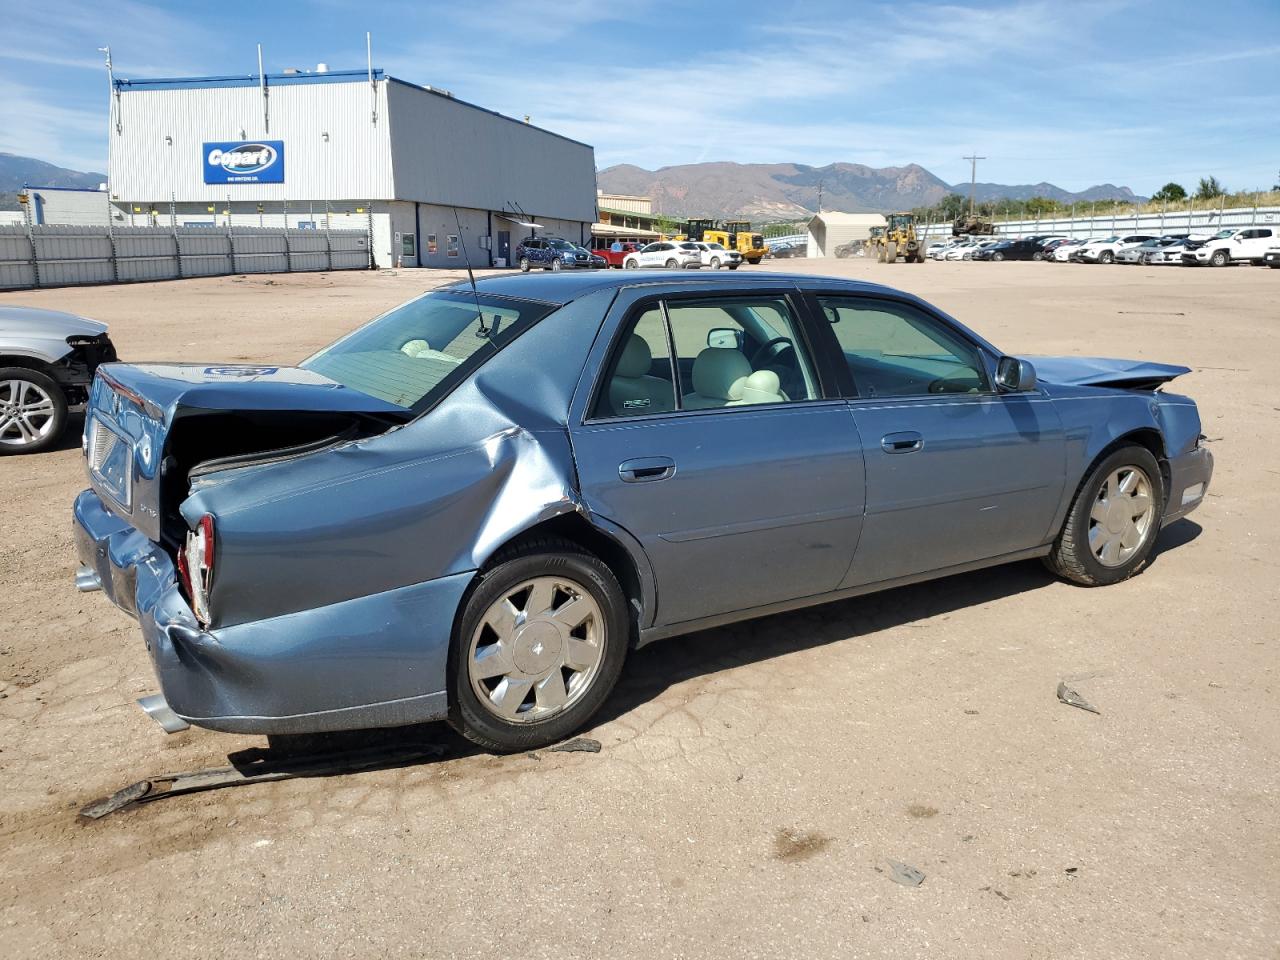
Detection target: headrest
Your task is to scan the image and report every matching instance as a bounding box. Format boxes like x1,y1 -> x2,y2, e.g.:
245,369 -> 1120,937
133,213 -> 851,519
733,369 -> 783,405
692,347 -> 751,400
616,335 -> 653,378
401,339 -> 431,357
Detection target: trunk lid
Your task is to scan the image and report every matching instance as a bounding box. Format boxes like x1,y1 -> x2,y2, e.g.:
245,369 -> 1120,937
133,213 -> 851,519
1030,356 -> 1191,390
85,363 -> 408,543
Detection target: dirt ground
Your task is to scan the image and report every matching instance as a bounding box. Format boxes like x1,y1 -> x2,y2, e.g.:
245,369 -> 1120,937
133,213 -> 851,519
1,260 -> 1277,959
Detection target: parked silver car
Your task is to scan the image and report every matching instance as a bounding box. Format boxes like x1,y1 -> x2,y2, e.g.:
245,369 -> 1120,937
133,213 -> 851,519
1,306 -> 117,454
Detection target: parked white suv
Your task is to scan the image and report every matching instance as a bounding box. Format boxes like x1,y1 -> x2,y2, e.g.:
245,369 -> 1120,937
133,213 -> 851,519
622,241 -> 703,269
1181,227 -> 1277,267
691,242 -> 742,269
1078,235 -> 1157,264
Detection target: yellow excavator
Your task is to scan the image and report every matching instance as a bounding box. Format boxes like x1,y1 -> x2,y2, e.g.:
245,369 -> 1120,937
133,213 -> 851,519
867,212 -> 926,263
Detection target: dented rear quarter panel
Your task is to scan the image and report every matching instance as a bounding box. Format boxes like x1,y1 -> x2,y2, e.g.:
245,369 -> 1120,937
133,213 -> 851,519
182,288 -> 620,630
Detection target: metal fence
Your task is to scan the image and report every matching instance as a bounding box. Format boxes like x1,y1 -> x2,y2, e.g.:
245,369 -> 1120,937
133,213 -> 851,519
0,223 -> 372,290
918,205 -> 1280,241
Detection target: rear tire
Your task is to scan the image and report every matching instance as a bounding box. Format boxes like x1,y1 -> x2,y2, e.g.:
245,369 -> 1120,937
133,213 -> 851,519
665,258 -> 678,268
448,540 -> 629,753
1045,444 -> 1164,586
0,367 -> 68,456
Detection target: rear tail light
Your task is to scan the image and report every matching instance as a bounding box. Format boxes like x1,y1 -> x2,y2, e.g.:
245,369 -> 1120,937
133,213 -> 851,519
178,514 -> 216,626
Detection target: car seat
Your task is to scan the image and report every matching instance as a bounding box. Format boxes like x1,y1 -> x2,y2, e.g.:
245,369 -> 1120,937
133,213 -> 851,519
609,335 -> 674,415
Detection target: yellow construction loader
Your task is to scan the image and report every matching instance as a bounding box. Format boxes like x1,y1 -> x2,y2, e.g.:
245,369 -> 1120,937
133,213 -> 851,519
867,212 -> 926,263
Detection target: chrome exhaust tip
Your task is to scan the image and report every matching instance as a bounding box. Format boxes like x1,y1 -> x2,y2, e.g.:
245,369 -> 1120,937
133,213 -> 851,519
75,565 -> 102,593
138,694 -> 191,734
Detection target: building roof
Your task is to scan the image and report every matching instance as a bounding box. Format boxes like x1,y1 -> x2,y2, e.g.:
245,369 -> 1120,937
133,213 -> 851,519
113,69 -> 592,150
806,212 -> 887,227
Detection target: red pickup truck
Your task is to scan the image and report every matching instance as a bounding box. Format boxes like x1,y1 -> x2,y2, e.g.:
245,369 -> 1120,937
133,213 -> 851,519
591,240 -> 643,268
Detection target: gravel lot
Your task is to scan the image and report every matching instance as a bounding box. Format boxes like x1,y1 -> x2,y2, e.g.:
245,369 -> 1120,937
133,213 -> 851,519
1,260 -> 1276,959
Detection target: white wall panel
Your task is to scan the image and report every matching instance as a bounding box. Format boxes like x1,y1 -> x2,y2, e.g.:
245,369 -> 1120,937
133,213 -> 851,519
109,80 -> 393,203
386,82 -> 597,222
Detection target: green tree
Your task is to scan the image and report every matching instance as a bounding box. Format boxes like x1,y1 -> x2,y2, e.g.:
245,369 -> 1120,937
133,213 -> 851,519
1196,176 -> 1225,200
1024,196 -> 1063,216
937,193 -> 967,220
1152,182 -> 1187,203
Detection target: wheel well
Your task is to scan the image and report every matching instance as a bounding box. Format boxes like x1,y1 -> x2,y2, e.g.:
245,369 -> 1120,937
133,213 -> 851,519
484,513 -> 645,644
0,355 -> 54,376
1092,429 -> 1171,502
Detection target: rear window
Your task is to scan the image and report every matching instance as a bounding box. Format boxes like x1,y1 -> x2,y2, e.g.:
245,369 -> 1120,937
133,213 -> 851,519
301,290 -> 555,412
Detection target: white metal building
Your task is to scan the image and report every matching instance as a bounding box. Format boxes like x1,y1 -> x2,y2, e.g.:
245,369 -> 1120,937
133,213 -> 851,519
805,212 -> 886,257
106,67 -> 598,268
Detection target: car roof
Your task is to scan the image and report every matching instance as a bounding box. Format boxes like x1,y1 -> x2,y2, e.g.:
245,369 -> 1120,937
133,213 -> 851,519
445,271 -> 907,305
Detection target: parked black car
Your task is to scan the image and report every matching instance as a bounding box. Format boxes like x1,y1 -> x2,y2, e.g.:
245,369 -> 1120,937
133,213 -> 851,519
974,238 -> 1042,261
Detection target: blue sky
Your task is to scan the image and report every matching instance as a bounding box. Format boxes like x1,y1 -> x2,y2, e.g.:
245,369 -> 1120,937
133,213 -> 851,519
1,0 -> 1277,193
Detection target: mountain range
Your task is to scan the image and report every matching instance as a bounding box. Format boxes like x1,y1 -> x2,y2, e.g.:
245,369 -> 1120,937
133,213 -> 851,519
0,153 -> 106,192
597,162 -> 1143,221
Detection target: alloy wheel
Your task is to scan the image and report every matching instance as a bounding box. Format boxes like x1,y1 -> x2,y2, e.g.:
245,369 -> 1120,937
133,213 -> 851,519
0,379 -> 57,449
467,576 -> 605,723
1089,466 -> 1156,567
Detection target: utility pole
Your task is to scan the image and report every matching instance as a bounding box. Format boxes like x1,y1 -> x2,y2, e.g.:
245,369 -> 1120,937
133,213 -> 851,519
963,154 -> 986,218
816,179 -> 824,214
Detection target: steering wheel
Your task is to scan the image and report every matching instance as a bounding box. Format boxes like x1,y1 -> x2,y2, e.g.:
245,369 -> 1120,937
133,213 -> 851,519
927,368 -> 982,394
750,336 -> 794,369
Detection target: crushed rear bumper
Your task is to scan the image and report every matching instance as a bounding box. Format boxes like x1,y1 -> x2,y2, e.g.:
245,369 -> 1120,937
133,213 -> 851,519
73,488 -> 467,735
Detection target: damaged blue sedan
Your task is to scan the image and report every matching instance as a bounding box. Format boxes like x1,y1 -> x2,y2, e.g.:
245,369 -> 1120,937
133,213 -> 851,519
74,272 -> 1213,751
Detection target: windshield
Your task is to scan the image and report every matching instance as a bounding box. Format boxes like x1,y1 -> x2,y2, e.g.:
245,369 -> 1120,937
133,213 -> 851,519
1212,229 -> 1233,239
301,290 -> 556,411
549,239 -> 576,250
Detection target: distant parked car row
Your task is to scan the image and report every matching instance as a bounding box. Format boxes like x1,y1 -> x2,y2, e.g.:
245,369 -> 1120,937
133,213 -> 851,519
925,227 -> 1280,269
580,239 -> 745,270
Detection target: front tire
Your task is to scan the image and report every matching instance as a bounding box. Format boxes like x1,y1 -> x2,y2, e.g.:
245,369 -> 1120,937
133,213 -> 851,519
623,258 -> 638,269
448,541 -> 629,752
0,368 -> 68,455
710,257 -> 721,269
1046,444 -> 1163,586
1210,249 -> 1229,267
1099,250 -> 1114,264
518,257 -> 530,273
550,258 -> 563,271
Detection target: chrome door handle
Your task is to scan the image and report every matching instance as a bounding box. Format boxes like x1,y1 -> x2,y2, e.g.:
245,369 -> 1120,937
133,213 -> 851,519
881,431 -> 923,454
619,457 -> 675,482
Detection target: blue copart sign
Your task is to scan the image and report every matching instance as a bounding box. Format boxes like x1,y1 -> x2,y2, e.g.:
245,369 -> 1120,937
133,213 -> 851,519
203,141 -> 285,184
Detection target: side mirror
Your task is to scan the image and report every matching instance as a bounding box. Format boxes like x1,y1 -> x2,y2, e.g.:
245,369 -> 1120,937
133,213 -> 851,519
996,356 -> 1037,392
707,327 -> 744,350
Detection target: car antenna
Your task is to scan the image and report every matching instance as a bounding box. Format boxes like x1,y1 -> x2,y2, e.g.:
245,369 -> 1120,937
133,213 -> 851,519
452,206 -> 489,338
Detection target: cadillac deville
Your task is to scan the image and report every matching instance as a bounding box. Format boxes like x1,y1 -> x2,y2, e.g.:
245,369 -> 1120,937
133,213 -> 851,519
73,272 -> 1213,752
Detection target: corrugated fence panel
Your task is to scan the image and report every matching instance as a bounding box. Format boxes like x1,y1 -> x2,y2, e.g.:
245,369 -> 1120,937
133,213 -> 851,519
0,224 -> 369,289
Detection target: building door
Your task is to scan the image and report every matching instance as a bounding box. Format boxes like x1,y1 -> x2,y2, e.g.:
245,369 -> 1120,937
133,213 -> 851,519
497,231 -> 511,266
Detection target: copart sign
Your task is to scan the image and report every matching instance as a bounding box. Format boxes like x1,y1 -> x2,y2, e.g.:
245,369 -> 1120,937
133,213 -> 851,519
203,141 -> 285,184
